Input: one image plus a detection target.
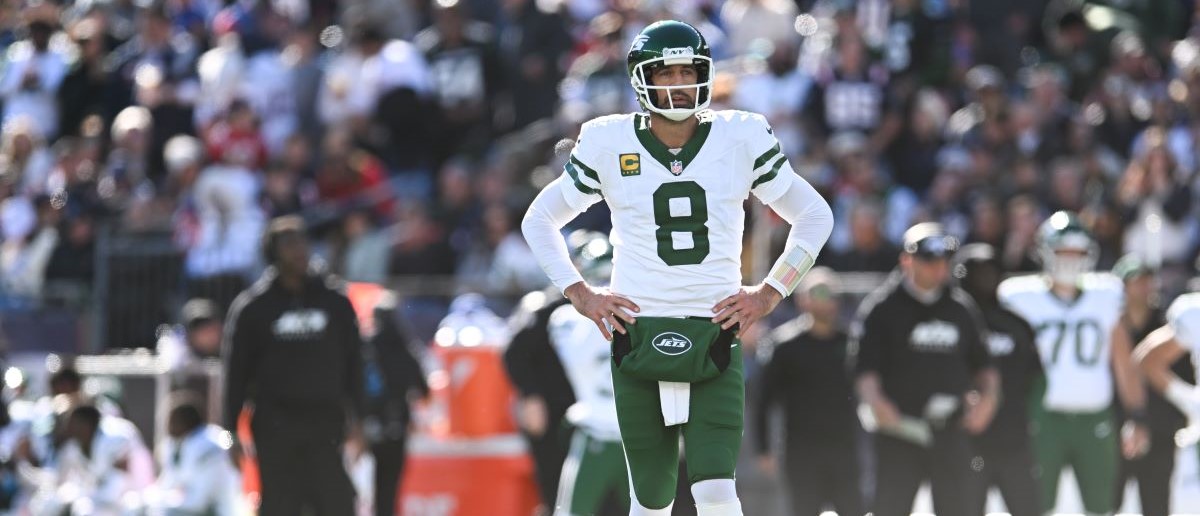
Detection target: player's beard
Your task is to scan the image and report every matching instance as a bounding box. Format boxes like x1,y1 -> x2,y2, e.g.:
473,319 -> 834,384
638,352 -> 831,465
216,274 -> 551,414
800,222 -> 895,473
657,88 -> 696,110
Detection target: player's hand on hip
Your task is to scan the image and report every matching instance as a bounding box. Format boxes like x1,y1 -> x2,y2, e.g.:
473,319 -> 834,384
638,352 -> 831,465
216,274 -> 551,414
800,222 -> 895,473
712,284 -> 783,338
564,281 -> 639,341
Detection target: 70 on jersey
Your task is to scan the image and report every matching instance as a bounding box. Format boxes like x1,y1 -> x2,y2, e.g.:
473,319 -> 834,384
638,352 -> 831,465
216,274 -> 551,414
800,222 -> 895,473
1036,319 -> 1104,366
652,181 -> 710,265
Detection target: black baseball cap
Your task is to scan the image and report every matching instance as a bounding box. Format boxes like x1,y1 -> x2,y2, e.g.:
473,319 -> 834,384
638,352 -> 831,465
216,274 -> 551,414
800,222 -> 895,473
902,223 -> 960,260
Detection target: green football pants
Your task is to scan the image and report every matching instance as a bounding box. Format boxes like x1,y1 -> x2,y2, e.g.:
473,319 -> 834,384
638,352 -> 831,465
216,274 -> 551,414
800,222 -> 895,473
1031,403 -> 1118,514
610,337 -> 744,510
554,430 -> 629,515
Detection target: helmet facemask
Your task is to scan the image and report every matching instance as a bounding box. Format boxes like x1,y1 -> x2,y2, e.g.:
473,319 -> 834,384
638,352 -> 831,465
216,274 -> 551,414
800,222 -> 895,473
630,52 -> 713,122
1039,233 -> 1097,286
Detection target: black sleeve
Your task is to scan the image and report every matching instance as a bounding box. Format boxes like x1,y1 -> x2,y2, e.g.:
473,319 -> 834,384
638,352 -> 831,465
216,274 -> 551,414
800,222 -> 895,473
222,294 -> 255,433
337,294 -> 367,421
955,292 -> 993,373
849,295 -> 887,377
1017,316 -> 1045,379
377,311 -> 430,398
753,340 -> 785,456
503,309 -> 551,397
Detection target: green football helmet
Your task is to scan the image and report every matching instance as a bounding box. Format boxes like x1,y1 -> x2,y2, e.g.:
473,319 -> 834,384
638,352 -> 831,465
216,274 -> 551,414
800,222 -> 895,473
627,20 -> 713,121
567,230 -> 614,286
1036,211 -> 1097,285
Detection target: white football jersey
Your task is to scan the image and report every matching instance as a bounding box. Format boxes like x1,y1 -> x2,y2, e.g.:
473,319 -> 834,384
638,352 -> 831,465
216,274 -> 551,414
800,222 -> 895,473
998,273 -> 1124,412
548,303 -> 621,441
559,110 -> 797,317
1167,293 -> 1200,351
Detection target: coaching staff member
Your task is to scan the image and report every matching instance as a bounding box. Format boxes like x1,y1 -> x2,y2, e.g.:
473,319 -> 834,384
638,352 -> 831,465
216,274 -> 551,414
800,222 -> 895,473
222,215 -> 365,516
955,243 -> 1043,516
849,223 -> 999,516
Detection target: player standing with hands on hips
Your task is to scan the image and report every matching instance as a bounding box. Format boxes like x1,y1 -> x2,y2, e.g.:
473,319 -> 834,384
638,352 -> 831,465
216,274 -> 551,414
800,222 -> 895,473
522,20 -> 833,516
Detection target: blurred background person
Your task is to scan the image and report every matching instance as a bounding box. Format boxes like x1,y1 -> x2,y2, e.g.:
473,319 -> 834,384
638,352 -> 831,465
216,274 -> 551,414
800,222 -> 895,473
954,243 -> 1043,516
753,267 -> 863,516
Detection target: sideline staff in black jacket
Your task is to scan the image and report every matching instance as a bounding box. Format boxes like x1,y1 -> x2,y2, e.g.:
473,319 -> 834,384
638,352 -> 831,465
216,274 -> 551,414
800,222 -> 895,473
955,243 -> 1043,516
850,223 -> 999,516
222,215 -> 365,516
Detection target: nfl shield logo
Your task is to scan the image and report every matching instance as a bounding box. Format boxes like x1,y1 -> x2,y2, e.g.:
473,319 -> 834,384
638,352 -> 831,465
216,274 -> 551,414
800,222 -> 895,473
670,160 -> 683,175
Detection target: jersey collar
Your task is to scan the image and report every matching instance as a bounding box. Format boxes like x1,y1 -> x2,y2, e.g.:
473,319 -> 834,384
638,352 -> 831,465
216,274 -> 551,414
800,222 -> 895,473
634,112 -> 712,173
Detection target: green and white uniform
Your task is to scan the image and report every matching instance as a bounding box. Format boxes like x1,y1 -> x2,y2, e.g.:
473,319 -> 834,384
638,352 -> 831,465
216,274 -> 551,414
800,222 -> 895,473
998,273 -> 1124,514
523,20 -> 832,515
549,303 -> 629,515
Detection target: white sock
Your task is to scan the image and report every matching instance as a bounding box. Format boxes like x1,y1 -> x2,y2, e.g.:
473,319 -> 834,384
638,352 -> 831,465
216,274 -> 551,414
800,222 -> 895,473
691,479 -> 741,516
629,500 -> 673,516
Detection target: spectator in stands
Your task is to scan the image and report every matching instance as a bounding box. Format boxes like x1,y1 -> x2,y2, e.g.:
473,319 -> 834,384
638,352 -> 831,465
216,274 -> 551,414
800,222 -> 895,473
1,14 -> 67,140
57,18 -> 110,139
326,208 -> 390,285
149,392 -> 239,516
719,0 -> 798,58
417,0 -> 505,161
826,131 -> 918,252
828,201 -> 898,273
183,124 -> 264,314
1118,131 -> 1196,269
42,205 -> 97,301
314,126 -> 392,220
318,20 -> 430,130
496,0 -> 572,129
731,38 -> 810,158
203,100 -> 268,174
0,117 -> 54,196
389,200 -> 456,277
104,106 -> 154,201
559,13 -> 640,130
1002,195 -> 1041,272
754,268 -> 863,516
805,31 -> 897,149
222,215 -> 364,516
888,89 -> 948,195
0,194 -> 59,299
106,0 -> 200,184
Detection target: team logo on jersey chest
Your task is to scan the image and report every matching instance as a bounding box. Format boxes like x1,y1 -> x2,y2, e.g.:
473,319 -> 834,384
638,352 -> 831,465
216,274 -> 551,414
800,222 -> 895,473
620,153 -> 641,176
652,332 -> 692,356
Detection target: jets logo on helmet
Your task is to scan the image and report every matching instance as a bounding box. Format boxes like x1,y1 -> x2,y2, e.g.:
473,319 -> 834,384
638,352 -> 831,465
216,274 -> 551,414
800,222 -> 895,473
1037,211 -> 1097,286
627,20 -> 714,121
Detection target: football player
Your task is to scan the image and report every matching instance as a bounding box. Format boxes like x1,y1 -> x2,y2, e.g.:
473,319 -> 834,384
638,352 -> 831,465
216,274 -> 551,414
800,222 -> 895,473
550,231 -> 629,515
521,20 -> 833,516
997,211 -> 1148,515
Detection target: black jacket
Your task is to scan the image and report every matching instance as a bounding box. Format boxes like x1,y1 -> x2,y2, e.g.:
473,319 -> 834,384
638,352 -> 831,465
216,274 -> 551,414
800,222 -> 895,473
754,317 -> 860,453
503,289 -> 575,423
222,269 -> 365,438
850,273 -> 992,419
974,302 -> 1043,450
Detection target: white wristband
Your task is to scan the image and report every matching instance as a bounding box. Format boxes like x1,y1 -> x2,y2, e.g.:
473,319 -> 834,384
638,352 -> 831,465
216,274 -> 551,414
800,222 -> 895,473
1165,378 -> 1200,419
764,245 -> 816,297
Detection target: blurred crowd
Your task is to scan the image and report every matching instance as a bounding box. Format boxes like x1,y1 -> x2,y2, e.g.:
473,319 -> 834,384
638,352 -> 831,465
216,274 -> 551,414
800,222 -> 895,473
0,0 -> 1198,336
